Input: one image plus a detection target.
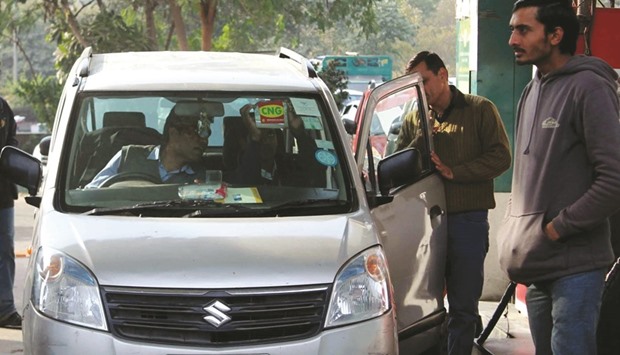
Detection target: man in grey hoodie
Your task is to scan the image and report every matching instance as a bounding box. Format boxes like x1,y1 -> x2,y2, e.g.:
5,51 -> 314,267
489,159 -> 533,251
500,0 -> 620,354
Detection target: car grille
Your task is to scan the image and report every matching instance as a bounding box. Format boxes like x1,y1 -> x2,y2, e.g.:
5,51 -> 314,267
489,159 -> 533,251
101,284 -> 330,347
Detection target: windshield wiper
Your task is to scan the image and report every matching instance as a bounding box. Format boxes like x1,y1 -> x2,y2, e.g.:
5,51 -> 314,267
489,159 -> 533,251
256,198 -> 349,216
83,199 -> 248,216
83,199 -> 348,217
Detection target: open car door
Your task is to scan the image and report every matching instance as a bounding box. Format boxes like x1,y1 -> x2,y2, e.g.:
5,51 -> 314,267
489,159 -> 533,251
353,73 -> 448,352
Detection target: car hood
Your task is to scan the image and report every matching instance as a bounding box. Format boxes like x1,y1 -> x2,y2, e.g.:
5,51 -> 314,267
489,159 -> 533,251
37,211 -> 377,289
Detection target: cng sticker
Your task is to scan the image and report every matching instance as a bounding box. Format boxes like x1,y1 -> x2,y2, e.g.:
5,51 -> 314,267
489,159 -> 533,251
257,100 -> 285,125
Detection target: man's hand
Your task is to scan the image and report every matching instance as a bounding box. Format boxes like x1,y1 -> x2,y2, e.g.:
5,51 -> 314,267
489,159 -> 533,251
544,221 -> 561,241
431,151 -> 454,180
240,104 -> 261,142
285,99 -> 304,135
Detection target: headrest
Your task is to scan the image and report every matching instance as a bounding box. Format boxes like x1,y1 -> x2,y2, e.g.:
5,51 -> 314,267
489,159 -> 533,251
103,112 -> 146,128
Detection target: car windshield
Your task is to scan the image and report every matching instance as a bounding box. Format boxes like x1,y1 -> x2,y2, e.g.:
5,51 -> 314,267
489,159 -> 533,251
60,93 -> 352,216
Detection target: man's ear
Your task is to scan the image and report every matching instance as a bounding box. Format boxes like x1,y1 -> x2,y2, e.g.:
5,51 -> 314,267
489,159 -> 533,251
549,26 -> 564,46
438,67 -> 449,82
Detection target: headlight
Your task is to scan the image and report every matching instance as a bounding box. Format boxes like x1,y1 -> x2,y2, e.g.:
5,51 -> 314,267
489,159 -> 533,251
32,247 -> 107,331
325,246 -> 391,328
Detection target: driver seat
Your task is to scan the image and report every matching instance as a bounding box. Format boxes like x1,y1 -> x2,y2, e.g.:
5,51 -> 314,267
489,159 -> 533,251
73,112 -> 162,188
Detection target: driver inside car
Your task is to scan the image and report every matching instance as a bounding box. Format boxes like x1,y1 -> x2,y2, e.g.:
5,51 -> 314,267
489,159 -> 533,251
85,104 -> 211,188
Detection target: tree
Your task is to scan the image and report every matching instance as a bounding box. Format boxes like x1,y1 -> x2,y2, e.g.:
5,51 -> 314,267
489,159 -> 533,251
36,0 -> 380,74
2,0 -> 382,127
10,74 -> 61,127
316,60 -> 349,109
0,0 -> 458,127
0,1 -> 57,125
199,0 -> 217,51
413,0 -> 456,73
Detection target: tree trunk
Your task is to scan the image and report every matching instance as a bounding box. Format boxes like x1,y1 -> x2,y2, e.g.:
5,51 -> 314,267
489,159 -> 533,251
144,0 -> 158,50
59,0 -> 89,48
199,0 -> 218,51
168,0 -> 188,50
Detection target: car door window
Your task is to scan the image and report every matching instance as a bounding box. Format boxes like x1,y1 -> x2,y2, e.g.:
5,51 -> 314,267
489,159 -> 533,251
354,76 -> 432,195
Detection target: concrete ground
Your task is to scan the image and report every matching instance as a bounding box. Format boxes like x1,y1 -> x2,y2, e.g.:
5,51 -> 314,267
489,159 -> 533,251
474,301 -> 535,355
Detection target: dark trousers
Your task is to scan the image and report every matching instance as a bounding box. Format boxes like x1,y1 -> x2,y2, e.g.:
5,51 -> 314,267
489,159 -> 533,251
445,210 -> 489,355
0,207 -> 16,319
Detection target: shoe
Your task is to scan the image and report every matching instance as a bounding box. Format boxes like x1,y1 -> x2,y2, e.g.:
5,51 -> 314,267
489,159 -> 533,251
0,312 -> 22,330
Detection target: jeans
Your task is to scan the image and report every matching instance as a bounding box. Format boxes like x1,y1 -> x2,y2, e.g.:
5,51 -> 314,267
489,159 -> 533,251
445,210 -> 489,355
526,268 -> 606,355
0,207 -> 16,318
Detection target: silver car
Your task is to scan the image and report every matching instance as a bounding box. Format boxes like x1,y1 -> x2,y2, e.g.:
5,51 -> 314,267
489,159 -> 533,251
1,48 -> 447,354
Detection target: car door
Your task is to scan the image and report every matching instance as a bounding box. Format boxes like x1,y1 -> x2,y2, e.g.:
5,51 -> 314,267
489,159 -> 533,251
353,73 -> 448,345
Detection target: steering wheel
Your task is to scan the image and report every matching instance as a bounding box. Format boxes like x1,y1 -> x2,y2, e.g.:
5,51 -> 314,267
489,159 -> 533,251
100,172 -> 161,188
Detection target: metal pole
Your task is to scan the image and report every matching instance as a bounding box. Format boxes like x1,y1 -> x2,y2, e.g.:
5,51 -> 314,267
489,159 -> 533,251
476,281 -> 518,346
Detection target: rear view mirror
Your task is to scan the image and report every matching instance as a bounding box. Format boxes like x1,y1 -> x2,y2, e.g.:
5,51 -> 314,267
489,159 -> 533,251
173,101 -> 225,118
0,146 -> 42,196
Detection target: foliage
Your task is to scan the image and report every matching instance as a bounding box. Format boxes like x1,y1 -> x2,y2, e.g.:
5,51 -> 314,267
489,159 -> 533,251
0,0 -> 458,126
10,73 -> 61,127
413,0 -> 457,74
316,60 -> 349,109
47,7 -> 151,79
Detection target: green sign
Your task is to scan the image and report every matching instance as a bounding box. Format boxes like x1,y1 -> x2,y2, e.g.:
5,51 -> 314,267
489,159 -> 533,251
319,55 -> 393,81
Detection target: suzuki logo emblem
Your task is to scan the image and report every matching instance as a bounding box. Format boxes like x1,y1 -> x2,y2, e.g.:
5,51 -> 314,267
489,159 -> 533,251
203,300 -> 232,327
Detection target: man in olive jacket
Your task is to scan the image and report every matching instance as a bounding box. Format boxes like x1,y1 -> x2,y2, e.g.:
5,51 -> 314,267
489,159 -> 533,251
397,51 -> 511,355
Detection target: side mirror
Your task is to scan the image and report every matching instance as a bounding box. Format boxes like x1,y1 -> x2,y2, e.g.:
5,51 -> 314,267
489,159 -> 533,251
377,148 -> 421,196
39,135 -> 52,156
0,146 -> 42,196
389,121 -> 402,135
343,118 -> 356,135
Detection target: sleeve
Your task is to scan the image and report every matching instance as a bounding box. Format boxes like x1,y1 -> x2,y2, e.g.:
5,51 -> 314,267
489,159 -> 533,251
84,150 -> 123,188
553,84 -> 620,237
450,99 -> 512,183
0,99 -> 19,201
1,98 -> 18,147
395,110 -> 424,152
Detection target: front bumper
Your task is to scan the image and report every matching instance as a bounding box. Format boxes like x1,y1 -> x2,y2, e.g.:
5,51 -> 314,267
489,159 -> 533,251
23,303 -> 398,355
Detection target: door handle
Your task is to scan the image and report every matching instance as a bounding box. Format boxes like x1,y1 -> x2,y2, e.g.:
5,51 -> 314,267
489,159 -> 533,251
429,205 -> 444,219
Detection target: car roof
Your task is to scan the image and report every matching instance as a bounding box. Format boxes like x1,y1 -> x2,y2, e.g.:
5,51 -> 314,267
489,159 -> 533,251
80,50 -> 319,93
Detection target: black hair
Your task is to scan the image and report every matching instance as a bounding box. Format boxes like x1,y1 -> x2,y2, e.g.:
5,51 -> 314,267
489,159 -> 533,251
405,51 -> 447,76
161,109 -> 200,148
513,0 -> 579,55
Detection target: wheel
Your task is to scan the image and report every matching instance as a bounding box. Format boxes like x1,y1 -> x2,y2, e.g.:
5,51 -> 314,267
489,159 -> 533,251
100,172 -> 161,187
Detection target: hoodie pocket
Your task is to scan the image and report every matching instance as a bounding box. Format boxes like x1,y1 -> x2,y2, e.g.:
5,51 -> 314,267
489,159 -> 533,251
498,212 -> 566,284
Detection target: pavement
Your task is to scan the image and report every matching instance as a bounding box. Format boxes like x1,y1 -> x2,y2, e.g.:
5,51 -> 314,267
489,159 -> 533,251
0,195 -> 536,355
474,301 -> 535,355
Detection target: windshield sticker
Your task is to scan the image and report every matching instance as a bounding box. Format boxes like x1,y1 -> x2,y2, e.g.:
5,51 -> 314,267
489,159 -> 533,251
290,98 -> 321,116
315,139 -> 334,150
301,116 -> 323,130
315,149 -> 338,167
256,100 -> 287,128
